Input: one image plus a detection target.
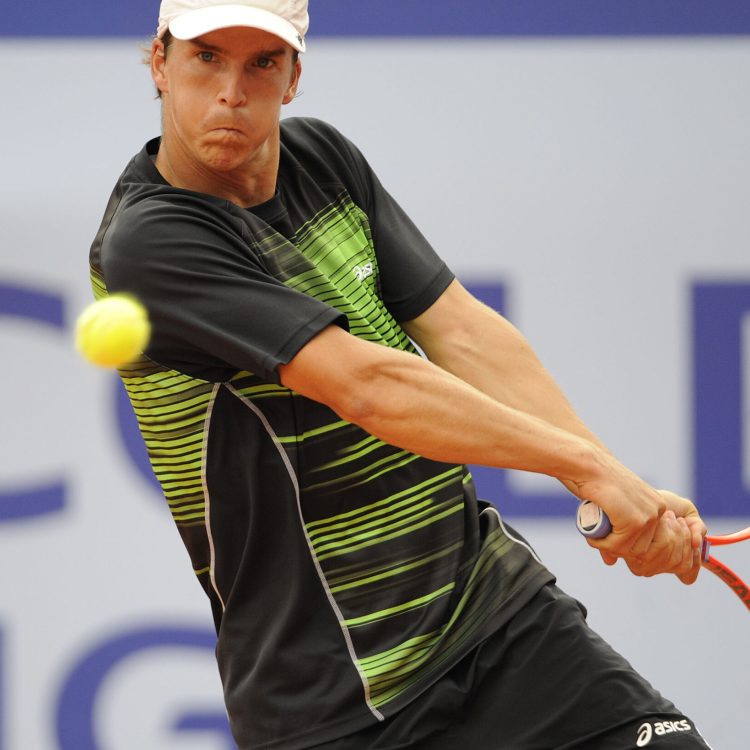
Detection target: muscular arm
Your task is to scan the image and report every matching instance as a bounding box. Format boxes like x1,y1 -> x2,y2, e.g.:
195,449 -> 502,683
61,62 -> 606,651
402,280 -> 606,451
279,319 -> 672,565
280,279 -> 705,581
401,280 -> 704,581
282,323 -> 599,478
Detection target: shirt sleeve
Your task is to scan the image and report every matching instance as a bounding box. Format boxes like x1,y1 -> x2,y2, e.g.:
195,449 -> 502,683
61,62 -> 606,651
102,192 -> 347,384
319,121 -> 455,323
364,165 -> 455,322
284,118 -> 455,323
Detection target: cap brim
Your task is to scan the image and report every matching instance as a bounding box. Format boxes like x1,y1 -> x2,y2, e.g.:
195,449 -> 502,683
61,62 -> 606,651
168,6 -> 305,52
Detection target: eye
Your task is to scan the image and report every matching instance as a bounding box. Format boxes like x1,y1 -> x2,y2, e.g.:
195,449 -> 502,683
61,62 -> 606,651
198,50 -> 215,63
256,56 -> 274,69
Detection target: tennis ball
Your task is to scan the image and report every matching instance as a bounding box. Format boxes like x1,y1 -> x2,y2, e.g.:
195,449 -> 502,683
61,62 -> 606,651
75,294 -> 151,368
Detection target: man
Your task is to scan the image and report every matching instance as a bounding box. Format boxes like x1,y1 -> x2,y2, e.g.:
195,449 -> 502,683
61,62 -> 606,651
89,1 -> 713,747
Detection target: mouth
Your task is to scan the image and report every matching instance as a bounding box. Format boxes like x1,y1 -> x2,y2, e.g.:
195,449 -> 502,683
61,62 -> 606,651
209,126 -> 246,137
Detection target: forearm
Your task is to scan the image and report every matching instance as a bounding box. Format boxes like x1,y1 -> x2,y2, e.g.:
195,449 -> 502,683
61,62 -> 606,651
359,333 -> 701,583
280,324 -> 676,565
393,281 -> 705,580
403,287 -> 609,453
442,331 -> 598,447
280,325 -> 604,486
344,345 -> 602,481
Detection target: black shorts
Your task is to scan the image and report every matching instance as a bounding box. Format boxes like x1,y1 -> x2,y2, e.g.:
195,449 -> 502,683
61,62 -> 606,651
311,583 -> 712,750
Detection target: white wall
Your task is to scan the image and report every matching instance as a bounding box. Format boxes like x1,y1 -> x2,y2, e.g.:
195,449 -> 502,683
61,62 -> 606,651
1,36 -> 748,749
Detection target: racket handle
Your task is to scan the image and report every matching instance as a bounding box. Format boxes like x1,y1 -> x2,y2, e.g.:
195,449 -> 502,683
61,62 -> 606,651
575,501 -> 711,561
576,500 -> 611,538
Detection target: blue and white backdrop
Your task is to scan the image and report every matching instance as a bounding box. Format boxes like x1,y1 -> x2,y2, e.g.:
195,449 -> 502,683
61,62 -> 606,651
1,2 -> 749,748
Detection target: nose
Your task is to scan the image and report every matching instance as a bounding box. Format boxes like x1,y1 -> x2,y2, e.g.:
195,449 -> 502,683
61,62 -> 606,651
218,69 -> 246,107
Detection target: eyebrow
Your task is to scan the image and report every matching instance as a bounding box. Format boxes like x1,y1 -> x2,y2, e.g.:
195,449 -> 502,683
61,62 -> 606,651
189,38 -> 288,58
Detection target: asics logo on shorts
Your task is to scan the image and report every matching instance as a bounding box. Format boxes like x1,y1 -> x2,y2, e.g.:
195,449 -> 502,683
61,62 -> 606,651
636,719 -> 692,746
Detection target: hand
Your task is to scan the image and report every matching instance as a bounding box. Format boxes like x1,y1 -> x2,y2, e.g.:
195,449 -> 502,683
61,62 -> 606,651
595,490 -> 706,585
656,489 -> 707,549
654,490 -> 707,584
568,452 -> 667,560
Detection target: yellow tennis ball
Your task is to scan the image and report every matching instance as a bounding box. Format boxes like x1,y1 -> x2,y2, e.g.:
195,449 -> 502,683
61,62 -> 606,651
75,294 -> 151,368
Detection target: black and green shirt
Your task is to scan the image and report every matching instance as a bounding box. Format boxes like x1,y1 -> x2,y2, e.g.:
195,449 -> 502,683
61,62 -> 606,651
89,117 -> 553,750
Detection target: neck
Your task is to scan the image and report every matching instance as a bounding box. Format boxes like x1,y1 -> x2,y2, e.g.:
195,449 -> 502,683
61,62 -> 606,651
154,129 -> 281,208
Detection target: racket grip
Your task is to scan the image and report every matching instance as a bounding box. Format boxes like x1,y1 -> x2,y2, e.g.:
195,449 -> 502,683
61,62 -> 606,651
575,501 -> 712,562
576,501 -> 611,538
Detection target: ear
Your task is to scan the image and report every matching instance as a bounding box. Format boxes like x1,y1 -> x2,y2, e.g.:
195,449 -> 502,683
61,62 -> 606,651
151,38 -> 169,95
282,58 -> 302,105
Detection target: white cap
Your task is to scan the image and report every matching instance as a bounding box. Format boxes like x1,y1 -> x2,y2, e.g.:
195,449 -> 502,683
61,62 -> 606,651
157,0 -> 308,53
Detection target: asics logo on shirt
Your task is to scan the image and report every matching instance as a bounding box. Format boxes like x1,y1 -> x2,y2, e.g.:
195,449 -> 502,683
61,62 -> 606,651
636,719 -> 692,746
353,263 -> 374,282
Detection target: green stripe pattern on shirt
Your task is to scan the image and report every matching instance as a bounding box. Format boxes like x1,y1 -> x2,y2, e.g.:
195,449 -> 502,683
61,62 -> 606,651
96,190 -> 532,713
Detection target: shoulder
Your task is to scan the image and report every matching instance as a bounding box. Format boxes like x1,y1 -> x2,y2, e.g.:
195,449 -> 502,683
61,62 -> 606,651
281,116 -> 351,148
279,117 -> 375,202
97,176 -> 250,292
109,190 -> 240,255
281,117 -> 371,169
111,138 -> 242,229
105,144 -> 245,253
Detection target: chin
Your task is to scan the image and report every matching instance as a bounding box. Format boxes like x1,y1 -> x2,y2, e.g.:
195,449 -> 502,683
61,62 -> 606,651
200,145 -> 250,172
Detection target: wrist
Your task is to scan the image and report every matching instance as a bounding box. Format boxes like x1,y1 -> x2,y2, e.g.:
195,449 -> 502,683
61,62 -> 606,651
553,434 -> 609,494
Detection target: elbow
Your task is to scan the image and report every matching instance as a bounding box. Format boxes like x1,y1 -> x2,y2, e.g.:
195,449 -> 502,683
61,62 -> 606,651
330,353 -> 411,430
330,370 -> 380,428
280,326 -> 410,430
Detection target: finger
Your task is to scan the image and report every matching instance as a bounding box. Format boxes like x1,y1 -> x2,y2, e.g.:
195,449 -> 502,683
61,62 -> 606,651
684,516 -> 707,551
632,511 -> 677,575
588,521 -> 655,561
668,517 -> 693,576
624,512 -> 689,578
661,514 -> 694,575
598,549 -> 618,566
660,516 -> 700,581
677,542 -> 703,585
627,516 -> 660,558
676,557 -> 701,584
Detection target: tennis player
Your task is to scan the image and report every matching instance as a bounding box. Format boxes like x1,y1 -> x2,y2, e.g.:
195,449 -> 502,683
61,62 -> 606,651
89,1 -> 713,747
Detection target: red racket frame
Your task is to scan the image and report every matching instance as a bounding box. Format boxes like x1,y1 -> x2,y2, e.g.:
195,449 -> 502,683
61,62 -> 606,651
703,527 -> 750,611
577,502 -> 750,612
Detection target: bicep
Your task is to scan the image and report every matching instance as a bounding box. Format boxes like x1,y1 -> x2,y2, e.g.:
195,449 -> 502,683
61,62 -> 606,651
279,323 -> 442,428
278,325 -> 376,416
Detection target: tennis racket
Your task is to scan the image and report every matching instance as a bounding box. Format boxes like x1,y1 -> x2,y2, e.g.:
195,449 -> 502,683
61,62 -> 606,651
576,500 -> 750,611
